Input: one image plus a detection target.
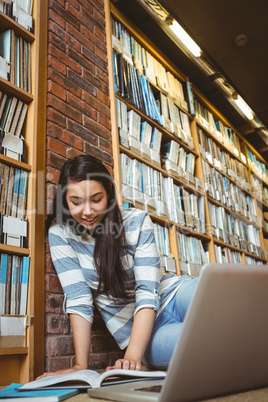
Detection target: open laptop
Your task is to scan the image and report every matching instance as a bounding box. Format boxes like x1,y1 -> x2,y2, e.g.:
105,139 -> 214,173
88,262 -> 268,402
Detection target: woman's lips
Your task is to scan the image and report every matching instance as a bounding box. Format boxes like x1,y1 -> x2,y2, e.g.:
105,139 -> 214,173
82,217 -> 97,225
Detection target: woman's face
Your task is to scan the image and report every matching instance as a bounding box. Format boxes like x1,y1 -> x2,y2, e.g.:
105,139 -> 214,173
66,179 -> 108,230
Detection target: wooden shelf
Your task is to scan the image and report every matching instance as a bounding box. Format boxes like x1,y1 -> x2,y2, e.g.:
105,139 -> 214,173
0,78 -> 34,103
0,0 -> 47,385
0,154 -> 32,171
105,0 -> 268,279
0,11 -> 35,42
200,154 -> 252,196
119,145 -> 204,196
207,195 -> 260,229
196,119 -> 247,167
0,244 -> 30,256
0,347 -> 28,356
116,94 -> 199,157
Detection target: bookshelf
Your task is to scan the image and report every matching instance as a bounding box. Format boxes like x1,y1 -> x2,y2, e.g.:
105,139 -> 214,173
104,0 -> 268,276
0,1 -> 47,385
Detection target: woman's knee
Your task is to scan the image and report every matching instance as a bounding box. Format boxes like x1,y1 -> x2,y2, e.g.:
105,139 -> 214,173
143,323 -> 184,370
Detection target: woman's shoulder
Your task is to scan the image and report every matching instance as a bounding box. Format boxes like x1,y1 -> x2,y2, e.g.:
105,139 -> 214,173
48,222 -> 73,239
120,207 -> 153,236
120,207 -> 149,223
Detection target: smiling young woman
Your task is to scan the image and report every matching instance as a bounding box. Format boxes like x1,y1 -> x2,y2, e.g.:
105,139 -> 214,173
66,179 -> 108,231
42,154 -> 198,379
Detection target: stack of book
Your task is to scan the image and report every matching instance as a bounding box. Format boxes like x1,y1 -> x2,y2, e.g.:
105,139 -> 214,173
262,212 -> 268,232
264,237 -> 268,253
113,49 -> 162,125
251,174 -> 268,205
195,99 -> 245,161
247,148 -> 268,184
0,28 -> 31,92
120,153 -> 206,232
0,253 -> 30,315
153,222 -> 176,273
208,201 -> 264,258
161,140 -> 196,185
177,232 -> 208,278
245,256 -> 265,265
202,159 -> 258,222
214,245 -> 242,264
117,103 -> 162,166
155,92 -> 193,148
0,162 -> 28,247
111,15 -> 189,111
0,92 -> 28,160
197,126 -> 251,192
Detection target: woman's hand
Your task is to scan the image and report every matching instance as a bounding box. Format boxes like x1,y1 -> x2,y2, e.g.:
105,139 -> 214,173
35,364 -> 86,380
106,358 -> 141,371
106,308 -> 156,372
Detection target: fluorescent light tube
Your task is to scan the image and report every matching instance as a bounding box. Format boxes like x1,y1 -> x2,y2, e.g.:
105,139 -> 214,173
234,95 -> 254,120
169,20 -> 201,57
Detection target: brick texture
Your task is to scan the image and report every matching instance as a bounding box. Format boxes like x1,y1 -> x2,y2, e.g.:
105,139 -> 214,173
45,0 -> 123,372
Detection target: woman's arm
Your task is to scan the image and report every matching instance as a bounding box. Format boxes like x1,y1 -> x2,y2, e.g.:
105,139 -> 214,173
106,212 -> 160,371
36,314 -> 92,379
70,313 -> 92,369
106,307 -> 156,371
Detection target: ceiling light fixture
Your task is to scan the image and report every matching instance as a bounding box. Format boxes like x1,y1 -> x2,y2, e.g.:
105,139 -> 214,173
234,95 -> 254,120
168,19 -> 201,58
138,0 -> 267,133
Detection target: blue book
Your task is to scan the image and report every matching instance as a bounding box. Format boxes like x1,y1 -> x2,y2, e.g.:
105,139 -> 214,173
112,49 -> 118,93
140,76 -> 152,118
17,36 -> 20,87
0,383 -> 79,401
0,254 -> 8,315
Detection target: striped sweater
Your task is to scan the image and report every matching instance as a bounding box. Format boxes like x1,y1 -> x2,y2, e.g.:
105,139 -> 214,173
48,207 -> 187,349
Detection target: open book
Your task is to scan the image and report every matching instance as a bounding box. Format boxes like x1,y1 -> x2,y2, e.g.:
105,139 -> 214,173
19,369 -> 167,390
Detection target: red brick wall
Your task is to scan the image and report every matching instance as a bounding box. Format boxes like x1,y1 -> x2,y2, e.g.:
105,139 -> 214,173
45,0 -> 123,372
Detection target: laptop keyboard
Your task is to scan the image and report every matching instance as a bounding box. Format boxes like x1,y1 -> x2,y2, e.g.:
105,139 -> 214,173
135,385 -> 162,393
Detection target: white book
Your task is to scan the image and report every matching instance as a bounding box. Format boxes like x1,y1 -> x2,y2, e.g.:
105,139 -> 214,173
152,170 -> 161,201
161,140 -> 180,164
141,163 -> 149,195
116,98 -> 122,128
120,153 -> 127,184
159,225 -> 165,256
165,177 -> 177,223
178,148 -> 187,171
127,110 -> 141,140
150,127 -> 162,153
120,101 -> 128,132
132,159 -> 140,191
12,3 -> 33,31
198,196 -> 206,233
140,121 -> 152,147
180,111 -> 192,140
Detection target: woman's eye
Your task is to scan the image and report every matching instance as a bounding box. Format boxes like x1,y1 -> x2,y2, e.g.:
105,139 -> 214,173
93,198 -> 102,203
72,201 -> 82,206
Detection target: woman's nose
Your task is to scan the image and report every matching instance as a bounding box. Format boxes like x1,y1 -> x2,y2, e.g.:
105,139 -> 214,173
83,203 -> 94,215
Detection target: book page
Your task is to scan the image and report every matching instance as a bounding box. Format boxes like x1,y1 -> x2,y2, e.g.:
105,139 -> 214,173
97,369 -> 166,388
19,369 -> 101,389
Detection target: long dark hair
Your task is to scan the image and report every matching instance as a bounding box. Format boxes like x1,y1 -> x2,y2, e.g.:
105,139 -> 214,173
46,154 -> 130,300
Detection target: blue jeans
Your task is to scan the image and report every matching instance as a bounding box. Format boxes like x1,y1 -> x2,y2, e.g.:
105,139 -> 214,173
143,277 -> 199,370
